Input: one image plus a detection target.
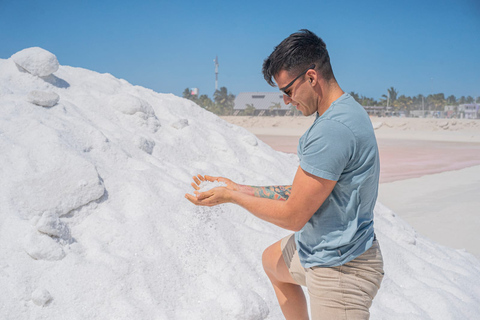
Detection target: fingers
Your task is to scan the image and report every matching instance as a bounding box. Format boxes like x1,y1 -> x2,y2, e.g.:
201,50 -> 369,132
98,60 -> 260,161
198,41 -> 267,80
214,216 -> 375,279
185,193 -> 197,203
193,175 -> 206,184
185,194 -> 200,206
196,190 -> 214,201
204,175 -> 218,182
191,174 -> 207,190
192,174 -> 222,184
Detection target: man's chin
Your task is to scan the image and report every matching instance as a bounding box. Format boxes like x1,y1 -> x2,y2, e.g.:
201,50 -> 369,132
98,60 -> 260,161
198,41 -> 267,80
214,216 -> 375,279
300,110 -> 312,117
296,107 -> 305,116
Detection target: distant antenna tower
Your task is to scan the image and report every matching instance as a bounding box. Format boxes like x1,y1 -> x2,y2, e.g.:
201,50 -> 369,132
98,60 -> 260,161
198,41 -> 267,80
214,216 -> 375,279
214,56 -> 219,91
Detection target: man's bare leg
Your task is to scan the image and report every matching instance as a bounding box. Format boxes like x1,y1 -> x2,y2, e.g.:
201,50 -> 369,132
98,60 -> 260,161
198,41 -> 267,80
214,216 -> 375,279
262,239 -> 309,320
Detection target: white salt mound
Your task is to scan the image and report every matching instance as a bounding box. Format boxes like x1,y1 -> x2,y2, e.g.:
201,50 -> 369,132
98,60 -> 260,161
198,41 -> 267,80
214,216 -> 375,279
11,47 -> 59,77
27,90 -> 60,107
31,288 -> 53,306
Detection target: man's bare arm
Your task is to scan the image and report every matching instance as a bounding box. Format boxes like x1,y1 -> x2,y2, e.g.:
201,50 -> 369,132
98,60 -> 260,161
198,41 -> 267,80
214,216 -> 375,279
186,167 -> 336,231
238,185 -> 292,201
191,175 -> 291,201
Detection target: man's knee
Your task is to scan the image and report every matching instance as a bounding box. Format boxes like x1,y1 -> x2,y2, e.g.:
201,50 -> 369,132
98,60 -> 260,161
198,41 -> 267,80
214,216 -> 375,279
262,243 -> 275,275
262,241 -> 282,277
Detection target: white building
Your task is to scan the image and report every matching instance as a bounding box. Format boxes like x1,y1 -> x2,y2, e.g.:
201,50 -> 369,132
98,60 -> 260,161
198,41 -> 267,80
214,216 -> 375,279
233,92 -> 292,116
458,104 -> 479,119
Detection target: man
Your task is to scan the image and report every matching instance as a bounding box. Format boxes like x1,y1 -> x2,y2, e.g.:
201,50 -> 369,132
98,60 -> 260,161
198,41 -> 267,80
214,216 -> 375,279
185,29 -> 384,319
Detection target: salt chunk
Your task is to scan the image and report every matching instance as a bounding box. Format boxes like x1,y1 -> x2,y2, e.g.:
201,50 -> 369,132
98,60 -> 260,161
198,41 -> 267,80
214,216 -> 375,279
11,47 -> 59,77
31,288 -> 52,306
36,211 -> 70,239
27,90 -> 60,107
24,229 -> 65,261
171,119 -> 189,130
133,136 -> 155,154
242,135 -> 258,146
109,94 -> 154,116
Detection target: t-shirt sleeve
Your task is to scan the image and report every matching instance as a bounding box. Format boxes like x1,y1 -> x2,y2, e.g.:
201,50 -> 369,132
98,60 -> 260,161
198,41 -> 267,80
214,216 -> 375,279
298,120 -> 355,181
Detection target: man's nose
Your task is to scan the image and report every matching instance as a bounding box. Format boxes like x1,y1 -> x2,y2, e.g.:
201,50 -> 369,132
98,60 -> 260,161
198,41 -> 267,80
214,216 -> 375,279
283,94 -> 292,105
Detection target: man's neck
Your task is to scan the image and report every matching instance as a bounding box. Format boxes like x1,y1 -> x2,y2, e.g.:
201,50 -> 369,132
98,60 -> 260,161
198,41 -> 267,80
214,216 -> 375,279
317,81 -> 344,117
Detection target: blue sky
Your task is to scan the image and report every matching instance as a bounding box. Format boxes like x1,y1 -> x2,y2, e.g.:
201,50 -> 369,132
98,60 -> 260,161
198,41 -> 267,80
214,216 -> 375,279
1,0 -> 479,101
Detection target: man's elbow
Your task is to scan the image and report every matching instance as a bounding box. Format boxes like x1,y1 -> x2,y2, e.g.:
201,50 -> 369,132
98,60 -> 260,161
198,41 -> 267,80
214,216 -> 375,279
284,213 -> 308,232
289,225 -> 303,232
279,203 -> 311,231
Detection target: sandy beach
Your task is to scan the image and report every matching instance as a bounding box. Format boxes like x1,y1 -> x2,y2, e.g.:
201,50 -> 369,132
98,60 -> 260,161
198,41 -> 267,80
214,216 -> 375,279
221,115 -> 480,258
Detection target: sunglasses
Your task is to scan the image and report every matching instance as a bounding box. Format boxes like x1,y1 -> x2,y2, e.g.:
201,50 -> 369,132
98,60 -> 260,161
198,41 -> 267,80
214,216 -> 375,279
279,64 -> 316,97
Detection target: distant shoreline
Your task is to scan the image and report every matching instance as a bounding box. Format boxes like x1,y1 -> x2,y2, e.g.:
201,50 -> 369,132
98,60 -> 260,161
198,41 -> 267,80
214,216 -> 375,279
221,116 -> 480,143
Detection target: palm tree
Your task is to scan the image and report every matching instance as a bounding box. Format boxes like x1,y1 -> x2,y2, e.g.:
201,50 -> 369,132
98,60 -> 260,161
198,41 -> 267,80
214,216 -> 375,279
245,103 -> 255,116
198,94 -> 214,110
269,102 -> 282,116
397,95 -> 413,114
388,87 -> 398,103
427,93 -> 446,112
360,95 -> 377,106
213,87 -> 235,115
446,95 -> 456,105
182,88 -> 192,99
381,87 -> 398,109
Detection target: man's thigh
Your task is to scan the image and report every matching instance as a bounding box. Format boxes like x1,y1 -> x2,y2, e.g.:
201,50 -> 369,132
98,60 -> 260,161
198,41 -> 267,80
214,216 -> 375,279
280,233 -> 307,286
306,240 -> 384,320
263,236 -> 299,285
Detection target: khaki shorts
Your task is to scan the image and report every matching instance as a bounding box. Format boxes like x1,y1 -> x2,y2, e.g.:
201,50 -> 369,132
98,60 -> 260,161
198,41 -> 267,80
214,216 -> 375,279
281,234 -> 384,320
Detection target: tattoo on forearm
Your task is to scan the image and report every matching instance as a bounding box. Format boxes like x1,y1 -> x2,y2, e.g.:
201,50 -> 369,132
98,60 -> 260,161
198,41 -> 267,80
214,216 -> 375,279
250,185 -> 292,201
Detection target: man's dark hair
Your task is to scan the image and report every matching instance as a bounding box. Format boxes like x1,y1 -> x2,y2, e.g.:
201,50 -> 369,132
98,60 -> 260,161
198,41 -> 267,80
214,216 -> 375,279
262,29 -> 334,87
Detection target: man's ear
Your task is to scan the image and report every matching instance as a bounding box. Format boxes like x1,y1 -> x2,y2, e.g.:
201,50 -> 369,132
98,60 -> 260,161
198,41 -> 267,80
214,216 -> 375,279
306,69 -> 317,86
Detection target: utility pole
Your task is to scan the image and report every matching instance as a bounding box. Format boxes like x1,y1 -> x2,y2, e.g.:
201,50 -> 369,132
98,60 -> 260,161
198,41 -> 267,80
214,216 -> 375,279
214,56 -> 219,92
422,96 -> 425,118
386,93 -> 390,116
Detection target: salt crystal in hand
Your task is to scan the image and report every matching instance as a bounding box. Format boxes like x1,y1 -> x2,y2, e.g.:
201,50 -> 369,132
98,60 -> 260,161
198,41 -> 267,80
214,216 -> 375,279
196,180 -> 227,195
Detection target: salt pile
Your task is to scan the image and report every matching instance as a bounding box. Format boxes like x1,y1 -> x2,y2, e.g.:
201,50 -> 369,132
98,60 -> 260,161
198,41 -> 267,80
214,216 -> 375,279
1,48 -> 479,319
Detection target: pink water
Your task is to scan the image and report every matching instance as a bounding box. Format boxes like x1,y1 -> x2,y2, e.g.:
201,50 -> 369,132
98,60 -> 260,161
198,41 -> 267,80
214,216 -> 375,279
256,135 -> 480,183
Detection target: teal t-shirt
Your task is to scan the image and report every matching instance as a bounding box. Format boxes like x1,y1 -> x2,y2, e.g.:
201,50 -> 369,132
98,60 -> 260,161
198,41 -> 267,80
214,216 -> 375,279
296,93 -> 379,268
